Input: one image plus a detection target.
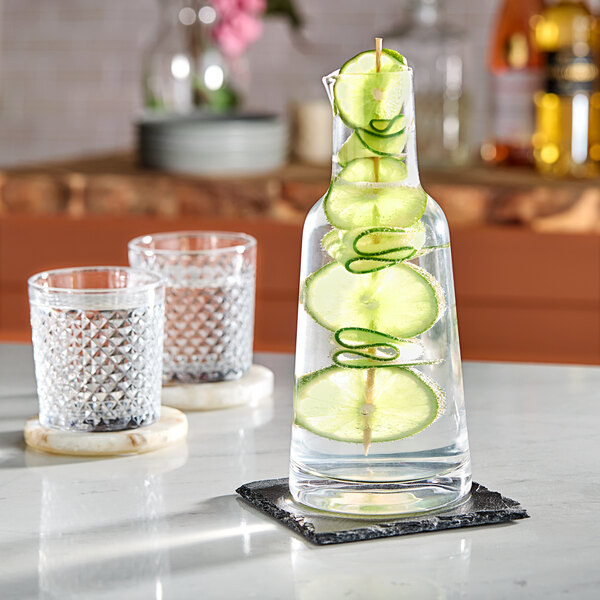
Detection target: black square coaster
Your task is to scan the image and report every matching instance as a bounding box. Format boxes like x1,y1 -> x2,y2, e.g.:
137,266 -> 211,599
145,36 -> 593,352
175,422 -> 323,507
236,478 -> 529,545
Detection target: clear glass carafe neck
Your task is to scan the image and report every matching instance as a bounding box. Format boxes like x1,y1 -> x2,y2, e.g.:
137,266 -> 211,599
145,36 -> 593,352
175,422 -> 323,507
323,69 -> 421,187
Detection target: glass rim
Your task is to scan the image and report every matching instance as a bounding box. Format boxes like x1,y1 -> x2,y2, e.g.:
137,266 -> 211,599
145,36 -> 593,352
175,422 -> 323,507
27,266 -> 164,295
128,231 -> 257,256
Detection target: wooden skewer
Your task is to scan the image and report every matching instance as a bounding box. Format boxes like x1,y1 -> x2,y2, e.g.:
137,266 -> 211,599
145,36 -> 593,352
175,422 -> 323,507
363,368 -> 375,455
363,37 -> 384,456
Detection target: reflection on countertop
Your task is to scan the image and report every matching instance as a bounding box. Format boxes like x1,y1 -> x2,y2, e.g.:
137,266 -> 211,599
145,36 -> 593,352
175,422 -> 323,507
1,346 -> 600,599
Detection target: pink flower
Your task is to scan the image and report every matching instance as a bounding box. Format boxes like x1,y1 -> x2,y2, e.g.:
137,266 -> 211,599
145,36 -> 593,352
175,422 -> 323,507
210,0 -> 265,57
237,0 -> 266,13
214,23 -> 247,57
214,12 -> 263,56
232,12 -> 263,43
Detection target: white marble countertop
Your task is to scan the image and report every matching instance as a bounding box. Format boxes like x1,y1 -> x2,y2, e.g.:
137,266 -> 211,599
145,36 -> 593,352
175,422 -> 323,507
0,344 -> 599,599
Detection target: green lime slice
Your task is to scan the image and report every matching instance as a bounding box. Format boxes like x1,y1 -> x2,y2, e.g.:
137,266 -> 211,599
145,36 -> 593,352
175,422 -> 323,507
324,157 -> 425,230
324,182 -> 427,231
295,366 -> 441,443
339,156 -> 407,183
339,49 -> 407,75
378,48 -> 407,65
303,262 -> 444,338
356,127 -> 409,156
338,133 -> 379,166
334,50 -> 408,130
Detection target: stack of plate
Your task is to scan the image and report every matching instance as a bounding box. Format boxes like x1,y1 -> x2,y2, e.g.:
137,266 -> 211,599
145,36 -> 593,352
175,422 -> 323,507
138,113 -> 288,176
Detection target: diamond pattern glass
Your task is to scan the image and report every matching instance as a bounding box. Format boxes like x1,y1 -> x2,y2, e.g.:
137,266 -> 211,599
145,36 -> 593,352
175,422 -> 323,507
129,232 -> 256,384
28,267 -> 165,431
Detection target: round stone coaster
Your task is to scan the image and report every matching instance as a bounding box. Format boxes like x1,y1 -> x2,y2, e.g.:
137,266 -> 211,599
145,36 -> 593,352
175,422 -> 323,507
161,364 -> 274,411
24,406 -> 188,457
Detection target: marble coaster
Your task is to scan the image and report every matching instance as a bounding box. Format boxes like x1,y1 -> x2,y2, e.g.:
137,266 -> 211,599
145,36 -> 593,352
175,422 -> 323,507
161,364 -> 274,411
236,478 -> 529,546
24,406 -> 188,457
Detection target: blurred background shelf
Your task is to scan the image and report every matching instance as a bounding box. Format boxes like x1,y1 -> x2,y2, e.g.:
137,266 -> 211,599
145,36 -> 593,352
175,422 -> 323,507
3,152 -> 600,229
1,154 -> 598,364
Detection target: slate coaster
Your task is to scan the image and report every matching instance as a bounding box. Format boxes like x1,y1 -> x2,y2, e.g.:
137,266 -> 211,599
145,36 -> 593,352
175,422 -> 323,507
236,478 -> 529,545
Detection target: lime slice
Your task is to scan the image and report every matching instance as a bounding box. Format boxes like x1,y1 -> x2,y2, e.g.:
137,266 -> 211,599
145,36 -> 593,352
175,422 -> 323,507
338,133 -> 379,166
304,262 -> 444,338
324,184 -> 427,230
334,50 -> 408,130
357,127 -> 409,156
339,49 -> 407,75
377,48 -> 407,65
295,366 -> 441,443
324,158 -> 426,230
324,183 -> 427,231
339,156 -> 407,183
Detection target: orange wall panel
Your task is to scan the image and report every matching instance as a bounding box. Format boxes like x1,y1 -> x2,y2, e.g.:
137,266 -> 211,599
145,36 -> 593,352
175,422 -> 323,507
1,215 -> 599,364
451,226 -> 600,304
457,303 -> 600,364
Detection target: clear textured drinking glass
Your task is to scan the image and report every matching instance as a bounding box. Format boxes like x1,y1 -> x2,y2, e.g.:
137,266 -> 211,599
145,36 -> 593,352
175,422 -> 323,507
28,267 -> 165,432
128,231 -> 257,384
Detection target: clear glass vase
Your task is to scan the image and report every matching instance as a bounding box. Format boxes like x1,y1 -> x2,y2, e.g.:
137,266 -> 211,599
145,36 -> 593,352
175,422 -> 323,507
289,67 -> 472,516
143,0 -> 241,114
386,0 -> 470,166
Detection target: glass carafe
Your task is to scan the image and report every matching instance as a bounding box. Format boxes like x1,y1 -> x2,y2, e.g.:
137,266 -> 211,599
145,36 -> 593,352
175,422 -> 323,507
289,66 -> 471,516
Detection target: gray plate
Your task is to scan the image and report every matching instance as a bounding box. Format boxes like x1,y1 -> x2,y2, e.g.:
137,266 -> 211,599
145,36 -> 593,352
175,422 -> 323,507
138,112 -> 288,175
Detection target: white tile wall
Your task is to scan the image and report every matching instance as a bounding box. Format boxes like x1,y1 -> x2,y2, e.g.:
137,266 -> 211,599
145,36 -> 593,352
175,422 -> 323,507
0,0 -> 506,167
